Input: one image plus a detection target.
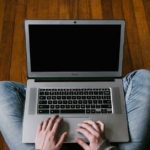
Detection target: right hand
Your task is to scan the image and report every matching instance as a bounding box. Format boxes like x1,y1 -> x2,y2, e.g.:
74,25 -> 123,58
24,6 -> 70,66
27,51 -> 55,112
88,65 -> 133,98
75,120 -> 105,150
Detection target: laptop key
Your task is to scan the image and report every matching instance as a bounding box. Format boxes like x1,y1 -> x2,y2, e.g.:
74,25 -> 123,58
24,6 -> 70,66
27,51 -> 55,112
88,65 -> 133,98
39,101 -> 47,104
38,109 -> 49,114
101,104 -> 112,108
50,110 -> 59,114
61,109 -> 85,113
86,109 -> 90,113
39,92 -> 44,95
38,105 -> 49,109
39,96 -> 46,99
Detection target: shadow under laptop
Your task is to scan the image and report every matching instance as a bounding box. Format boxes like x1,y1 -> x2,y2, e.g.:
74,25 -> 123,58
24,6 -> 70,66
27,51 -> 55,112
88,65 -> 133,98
61,143 -> 83,150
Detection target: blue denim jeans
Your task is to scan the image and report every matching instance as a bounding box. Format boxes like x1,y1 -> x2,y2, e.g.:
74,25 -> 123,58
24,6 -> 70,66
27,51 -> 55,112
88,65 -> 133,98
0,69 -> 150,150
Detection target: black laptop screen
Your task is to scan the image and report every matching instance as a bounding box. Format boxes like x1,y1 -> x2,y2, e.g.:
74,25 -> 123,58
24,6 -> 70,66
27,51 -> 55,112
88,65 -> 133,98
29,24 -> 121,72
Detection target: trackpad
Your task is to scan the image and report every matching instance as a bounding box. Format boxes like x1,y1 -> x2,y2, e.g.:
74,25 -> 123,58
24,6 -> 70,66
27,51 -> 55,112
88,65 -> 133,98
58,117 -> 89,143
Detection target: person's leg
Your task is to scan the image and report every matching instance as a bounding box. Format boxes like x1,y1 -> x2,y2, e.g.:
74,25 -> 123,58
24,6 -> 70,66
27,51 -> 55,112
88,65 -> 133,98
118,69 -> 150,150
0,81 -> 34,150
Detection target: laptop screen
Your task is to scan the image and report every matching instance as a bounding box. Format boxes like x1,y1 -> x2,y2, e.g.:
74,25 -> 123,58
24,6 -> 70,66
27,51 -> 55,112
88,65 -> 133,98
25,20 -> 125,78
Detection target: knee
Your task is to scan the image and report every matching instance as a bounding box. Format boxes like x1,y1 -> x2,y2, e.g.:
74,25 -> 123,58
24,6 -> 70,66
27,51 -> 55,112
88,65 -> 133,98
136,69 -> 150,77
0,81 -> 24,111
0,81 -> 15,93
133,69 -> 150,83
0,81 -> 15,95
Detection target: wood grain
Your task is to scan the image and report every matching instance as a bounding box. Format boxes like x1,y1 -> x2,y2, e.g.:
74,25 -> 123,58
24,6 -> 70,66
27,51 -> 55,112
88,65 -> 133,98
90,0 -> 103,19
112,0 -> 133,74
101,0 -> 113,19
122,0 -> 144,70
78,0 -> 91,19
0,0 -> 150,149
0,0 -> 6,43
133,0 -> 150,69
10,0 -> 27,83
143,0 -> 150,32
0,0 -> 17,80
26,0 -> 38,18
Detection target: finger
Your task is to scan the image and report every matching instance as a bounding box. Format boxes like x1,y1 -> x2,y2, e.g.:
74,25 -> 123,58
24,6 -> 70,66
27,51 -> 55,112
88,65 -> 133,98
42,118 -> 49,131
46,115 -> 58,131
51,117 -> 62,135
96,121 -> 105,133
78,122 -> 99,138
83,120 -> 100,131
36,122 -> 43,133
76,127 -> 91,140
56,132 -> 68,149
76,138 -> 89,150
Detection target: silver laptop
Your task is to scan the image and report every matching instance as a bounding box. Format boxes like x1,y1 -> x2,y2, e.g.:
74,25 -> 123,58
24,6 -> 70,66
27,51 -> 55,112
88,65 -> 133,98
22,20 -> 129,143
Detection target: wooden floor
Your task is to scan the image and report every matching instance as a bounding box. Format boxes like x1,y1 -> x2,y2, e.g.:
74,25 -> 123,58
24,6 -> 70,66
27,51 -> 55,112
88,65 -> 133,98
0,0 -> 150,149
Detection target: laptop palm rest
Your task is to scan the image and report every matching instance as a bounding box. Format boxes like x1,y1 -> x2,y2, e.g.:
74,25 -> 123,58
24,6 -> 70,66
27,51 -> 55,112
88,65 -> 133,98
58,117 -> 89,142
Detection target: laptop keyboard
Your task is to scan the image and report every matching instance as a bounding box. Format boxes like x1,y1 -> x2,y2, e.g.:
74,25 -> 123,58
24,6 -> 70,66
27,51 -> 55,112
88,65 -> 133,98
37,88 -> 112,114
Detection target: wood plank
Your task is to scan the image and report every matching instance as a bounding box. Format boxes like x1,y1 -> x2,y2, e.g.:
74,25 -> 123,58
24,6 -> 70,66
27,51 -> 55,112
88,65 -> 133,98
132,0 -> 150,69
26,0 -> 38,18
10,0 -> 27,83
123,37 -> 134,75
0,0 -> 17,80
37,0 -> 50,18
112,0 -> 123,19
0,0 -> 6,43
101,0 -> 113,19
0,132 -> 4,150
0,132 -> 9,150
48,0 -> 59,18
122,0 -> 144,70
89,0 -> 103,19
67,0 -> 78,19
143,0 -> 150,33
58,0 -> 70,19
78,0 -> 91,19
112,0 -> 133,75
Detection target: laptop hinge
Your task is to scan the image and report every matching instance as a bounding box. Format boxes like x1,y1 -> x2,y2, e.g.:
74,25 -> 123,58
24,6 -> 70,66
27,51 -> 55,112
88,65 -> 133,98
33,77 -> 118,82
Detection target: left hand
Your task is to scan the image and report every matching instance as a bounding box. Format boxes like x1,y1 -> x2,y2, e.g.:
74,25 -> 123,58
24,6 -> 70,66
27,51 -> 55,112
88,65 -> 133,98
35,115 -> 68,150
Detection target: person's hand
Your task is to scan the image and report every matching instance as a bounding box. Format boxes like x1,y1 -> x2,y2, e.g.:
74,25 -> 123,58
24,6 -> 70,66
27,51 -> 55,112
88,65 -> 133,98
75,120 -> 105,150
35,115 -> 67,150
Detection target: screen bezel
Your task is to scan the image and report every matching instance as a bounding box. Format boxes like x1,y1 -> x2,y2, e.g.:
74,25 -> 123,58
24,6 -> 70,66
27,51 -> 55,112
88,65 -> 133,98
25,20 -> 125,78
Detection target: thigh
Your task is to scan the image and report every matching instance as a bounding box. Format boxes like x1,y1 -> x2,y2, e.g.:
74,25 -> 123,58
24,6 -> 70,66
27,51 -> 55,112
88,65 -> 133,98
0,81 -> 34,150
118,70 -> 150,150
